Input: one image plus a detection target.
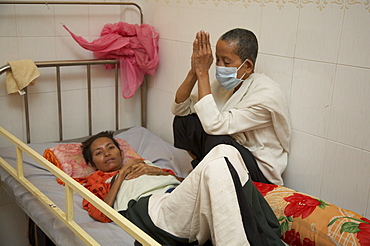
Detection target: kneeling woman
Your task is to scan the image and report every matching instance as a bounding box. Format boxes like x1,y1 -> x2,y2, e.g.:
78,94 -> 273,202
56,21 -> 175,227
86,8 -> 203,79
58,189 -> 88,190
81,131 -> 283,246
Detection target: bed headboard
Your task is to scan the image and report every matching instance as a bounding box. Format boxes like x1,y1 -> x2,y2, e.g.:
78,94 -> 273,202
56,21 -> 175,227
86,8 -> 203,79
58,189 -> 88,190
0,1 -> 147,144
0,60 -> 147,143
0,0 -> 143,23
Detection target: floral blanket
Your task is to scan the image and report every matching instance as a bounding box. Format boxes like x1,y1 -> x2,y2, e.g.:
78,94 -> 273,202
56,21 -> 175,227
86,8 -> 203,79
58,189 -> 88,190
253,182 -> 370,246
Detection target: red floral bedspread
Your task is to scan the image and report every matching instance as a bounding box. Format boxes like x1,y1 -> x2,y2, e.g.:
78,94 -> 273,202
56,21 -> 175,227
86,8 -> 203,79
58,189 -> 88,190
253,182 -> 370,246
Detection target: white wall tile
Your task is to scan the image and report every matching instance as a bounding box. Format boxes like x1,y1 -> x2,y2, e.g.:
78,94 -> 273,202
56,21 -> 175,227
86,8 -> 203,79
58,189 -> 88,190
154,5 -> 179,41
91,87 -> 116,133
338,5 -> 370,68
0,96 -> 24,147
91,65 -> 117,88
61,89 -> 89,140
175,41 -> 193,92
290,59 -> 335,136
26,67 -> 58,94
137,0 -> 156,24
58,66 -> 88,91
328,65 -> 370,151
176,7 -> 203,43
17,37 -> 57,61
121,5 -> 143,25
321,141 -> 370,217
0,37 -> 19,64
55,37 -> 92,60
118,89 -> 141,128
228,1 -> 262,39
201,5 -> 231,46
88,5 -> 122,36
54,5 -> 89,37
0,5 -> 17,37
147,88 -> 175,144
283,130 -> 326,197
295,4 -> 344,63
152,39 -> 179,94
256,54 -> 293,105
28,92 -> 59,143
259,3 -> 299,57
15,5 -> 55,37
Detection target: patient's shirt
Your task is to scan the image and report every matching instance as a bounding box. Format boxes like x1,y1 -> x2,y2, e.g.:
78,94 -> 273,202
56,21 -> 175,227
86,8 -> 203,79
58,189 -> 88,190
114,160 -> 180,211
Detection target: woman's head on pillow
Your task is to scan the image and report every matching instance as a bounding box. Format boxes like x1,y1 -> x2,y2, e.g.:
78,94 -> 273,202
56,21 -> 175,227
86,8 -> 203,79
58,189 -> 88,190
81,131 -> 122,169
44,131 -> 142,185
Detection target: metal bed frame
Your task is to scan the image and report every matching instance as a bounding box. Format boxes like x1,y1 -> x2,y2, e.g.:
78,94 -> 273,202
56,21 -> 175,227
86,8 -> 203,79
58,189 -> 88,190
0,59 -> 147,143
0,1 -> 147,143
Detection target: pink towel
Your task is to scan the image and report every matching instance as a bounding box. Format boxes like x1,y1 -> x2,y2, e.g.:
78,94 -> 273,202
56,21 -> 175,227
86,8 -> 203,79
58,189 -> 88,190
64,22 -> 159,98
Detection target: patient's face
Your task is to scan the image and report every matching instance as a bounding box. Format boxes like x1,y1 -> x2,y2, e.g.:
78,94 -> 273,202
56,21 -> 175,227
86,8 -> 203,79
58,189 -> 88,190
90,137 -> 123,172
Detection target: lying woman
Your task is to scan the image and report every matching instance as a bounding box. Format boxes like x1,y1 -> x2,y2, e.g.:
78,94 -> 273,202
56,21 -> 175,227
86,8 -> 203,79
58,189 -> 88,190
81,131 -> 283,246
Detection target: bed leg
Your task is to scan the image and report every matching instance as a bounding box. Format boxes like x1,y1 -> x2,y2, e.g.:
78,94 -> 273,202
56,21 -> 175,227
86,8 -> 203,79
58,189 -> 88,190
28,218 -> 55,246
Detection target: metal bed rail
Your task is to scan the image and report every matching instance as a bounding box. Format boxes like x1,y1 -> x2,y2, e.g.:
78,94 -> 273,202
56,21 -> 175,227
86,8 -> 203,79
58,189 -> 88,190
0,59 -> 135,143
0,1 -> 143,24
1,59 -> 148,143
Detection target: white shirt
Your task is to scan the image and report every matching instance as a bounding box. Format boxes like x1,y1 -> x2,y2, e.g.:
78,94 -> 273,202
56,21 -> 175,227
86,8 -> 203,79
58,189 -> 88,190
114,160 -> 181,211
172,73 -> 291,185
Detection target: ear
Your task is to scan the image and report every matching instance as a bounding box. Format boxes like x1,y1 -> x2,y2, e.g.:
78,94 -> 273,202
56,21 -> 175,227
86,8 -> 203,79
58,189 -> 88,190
244,59 -> 254,75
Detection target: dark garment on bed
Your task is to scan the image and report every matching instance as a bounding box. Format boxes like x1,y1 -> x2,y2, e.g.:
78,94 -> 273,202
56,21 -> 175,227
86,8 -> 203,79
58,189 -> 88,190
225,157 -> 283,246
120,158 -> 282,246
120,196 -> 197,246
173,113 -> 271,184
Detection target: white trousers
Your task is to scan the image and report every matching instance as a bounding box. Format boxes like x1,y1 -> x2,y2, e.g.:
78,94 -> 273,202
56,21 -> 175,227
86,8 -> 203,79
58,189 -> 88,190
148,144 -> 250,246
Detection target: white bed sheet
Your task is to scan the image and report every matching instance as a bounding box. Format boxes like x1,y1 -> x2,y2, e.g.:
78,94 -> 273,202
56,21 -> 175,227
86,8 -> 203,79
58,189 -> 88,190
0,126 -> 193,245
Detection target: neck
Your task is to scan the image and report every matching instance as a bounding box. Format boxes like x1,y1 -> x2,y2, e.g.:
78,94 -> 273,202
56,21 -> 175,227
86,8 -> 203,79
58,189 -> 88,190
233,81 -> 243,93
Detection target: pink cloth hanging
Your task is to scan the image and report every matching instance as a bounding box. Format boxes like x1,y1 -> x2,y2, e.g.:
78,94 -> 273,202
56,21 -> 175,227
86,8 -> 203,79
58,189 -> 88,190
64,22 -> 159,98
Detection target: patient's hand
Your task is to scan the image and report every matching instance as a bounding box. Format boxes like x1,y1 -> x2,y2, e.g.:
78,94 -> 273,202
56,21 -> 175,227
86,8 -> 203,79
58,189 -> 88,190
120,159 -> 170,180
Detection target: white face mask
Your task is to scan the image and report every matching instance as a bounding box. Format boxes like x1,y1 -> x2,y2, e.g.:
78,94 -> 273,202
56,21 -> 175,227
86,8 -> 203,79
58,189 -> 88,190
216,59 -> 248,90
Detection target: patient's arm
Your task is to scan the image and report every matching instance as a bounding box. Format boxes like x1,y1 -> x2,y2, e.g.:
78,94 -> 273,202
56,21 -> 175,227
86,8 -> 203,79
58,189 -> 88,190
96,158 -> 183,212
123,159 -> 184,182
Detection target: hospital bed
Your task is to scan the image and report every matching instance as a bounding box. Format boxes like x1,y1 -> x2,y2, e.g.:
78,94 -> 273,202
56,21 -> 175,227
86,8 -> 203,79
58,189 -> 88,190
0,57 -> 193,245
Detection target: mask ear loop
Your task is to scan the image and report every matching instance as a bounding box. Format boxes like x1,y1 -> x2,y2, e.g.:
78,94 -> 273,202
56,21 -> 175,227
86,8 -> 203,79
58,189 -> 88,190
238,72 -> 247,80
237,58 -> 249,70
237,59 -> 249,80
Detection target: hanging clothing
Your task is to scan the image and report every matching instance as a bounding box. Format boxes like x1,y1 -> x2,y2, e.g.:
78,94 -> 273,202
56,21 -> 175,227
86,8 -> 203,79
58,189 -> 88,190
64,22 -> 159,98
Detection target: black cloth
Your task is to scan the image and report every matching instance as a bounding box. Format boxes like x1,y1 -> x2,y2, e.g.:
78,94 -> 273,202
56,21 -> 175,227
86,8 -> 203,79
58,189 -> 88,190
120,196 -> 198,246
225,157 -> 283,246
173,114 -> 270,184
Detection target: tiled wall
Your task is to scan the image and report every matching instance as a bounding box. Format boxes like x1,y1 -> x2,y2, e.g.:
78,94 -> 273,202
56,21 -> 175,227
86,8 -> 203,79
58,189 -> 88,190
139,0 -> 370,218
0,0 -> 369,242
